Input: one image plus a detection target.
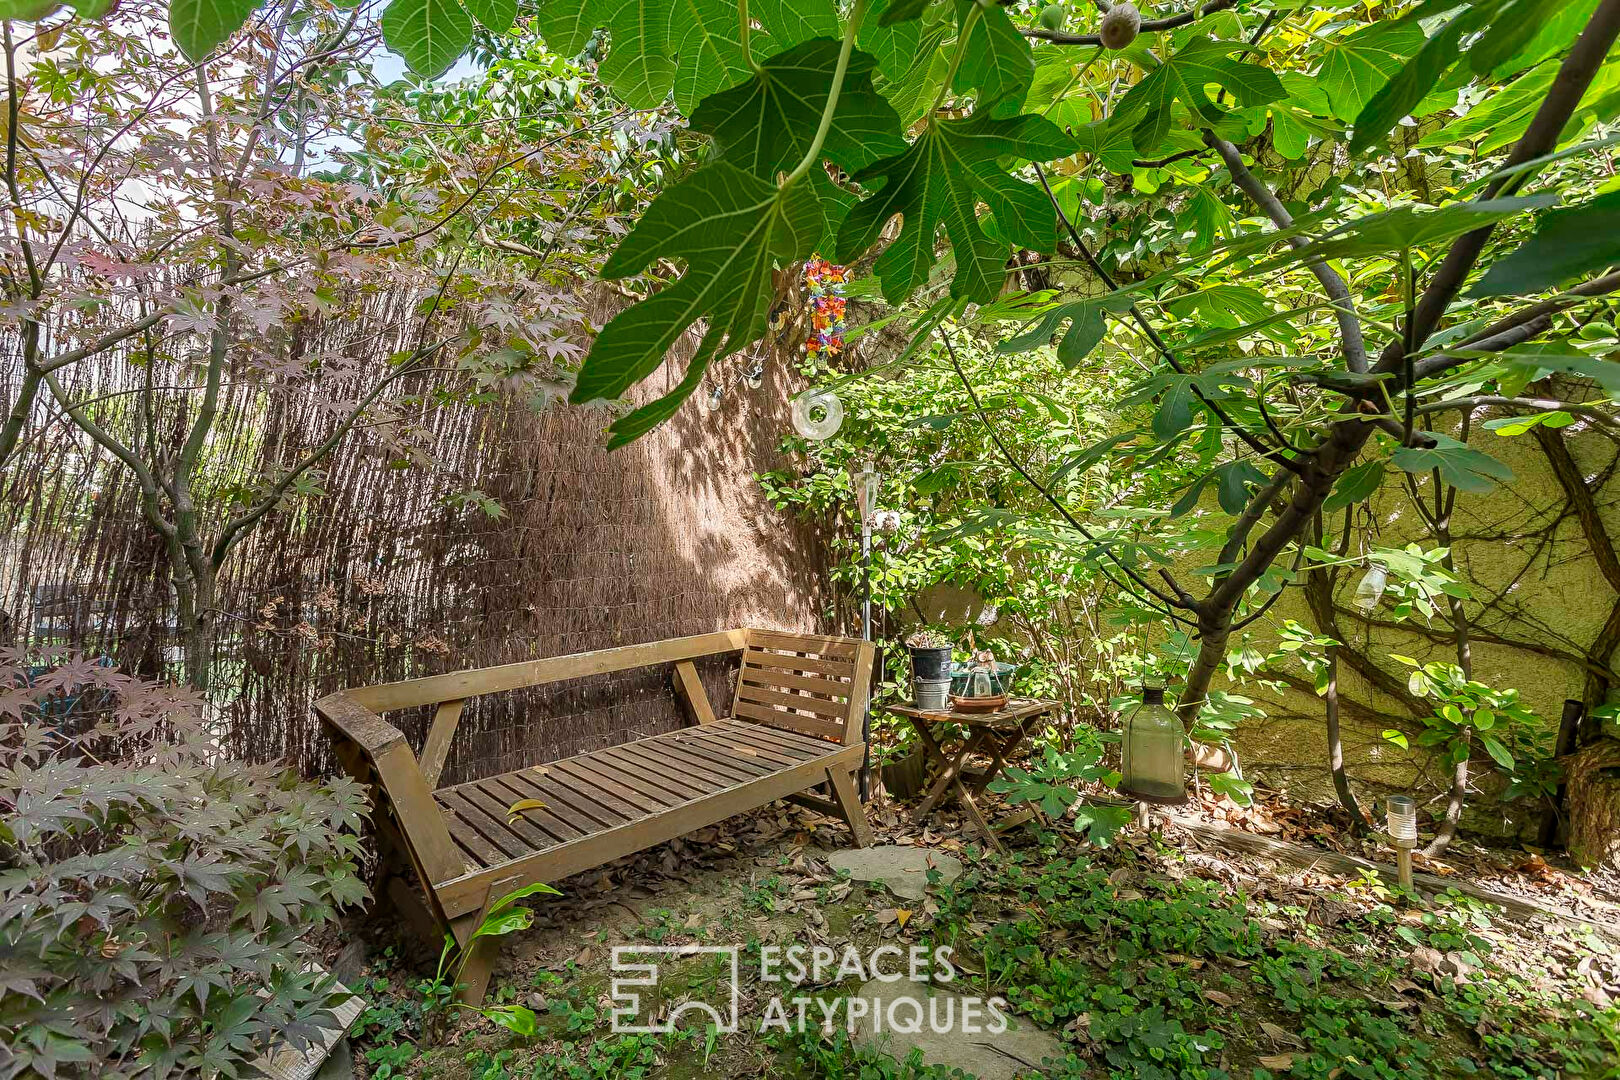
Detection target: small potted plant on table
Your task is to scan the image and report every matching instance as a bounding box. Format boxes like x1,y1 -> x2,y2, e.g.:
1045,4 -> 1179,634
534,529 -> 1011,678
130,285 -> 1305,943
905,628 -> 952,710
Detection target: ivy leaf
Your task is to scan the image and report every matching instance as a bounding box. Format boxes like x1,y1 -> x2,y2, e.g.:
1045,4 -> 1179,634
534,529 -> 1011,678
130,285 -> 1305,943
1472,190 -> 1620,296
753,0 -> 838,49
169,0 -> 260,60
836,111 -> 1075,304
571,163 -> 821,446
380,0 -> 474,78
689,40 -> 906,180
951,0 -> 1034,111
1391,433 -> 1514,493
460,0 -> 514,33
1113,38 -> 1285,152
1316,20 -> 1424,123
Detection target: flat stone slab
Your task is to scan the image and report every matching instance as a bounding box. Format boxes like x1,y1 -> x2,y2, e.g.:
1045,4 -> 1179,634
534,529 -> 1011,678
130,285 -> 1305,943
826,846 -> 962,901
849,978 -> 1064,1079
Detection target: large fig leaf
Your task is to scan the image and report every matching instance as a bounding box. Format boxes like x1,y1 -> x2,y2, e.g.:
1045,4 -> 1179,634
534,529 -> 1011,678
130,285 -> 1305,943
570,164 -> 822,447
835,112 -> 1075,304
1113,38 -> 1285,152
689,39 -> 906,179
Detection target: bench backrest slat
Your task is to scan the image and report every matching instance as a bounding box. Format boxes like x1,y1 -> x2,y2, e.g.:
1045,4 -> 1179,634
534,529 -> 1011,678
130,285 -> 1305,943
732,631 -> 873,745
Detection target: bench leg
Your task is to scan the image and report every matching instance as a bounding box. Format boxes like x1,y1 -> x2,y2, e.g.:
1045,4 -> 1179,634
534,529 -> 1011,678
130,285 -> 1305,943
453,874 -> 518,1007
826,765 -> 874,848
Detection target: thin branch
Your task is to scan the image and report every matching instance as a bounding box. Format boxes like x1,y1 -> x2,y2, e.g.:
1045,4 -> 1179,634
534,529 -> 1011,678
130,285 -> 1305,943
1204,133 -> 1368,374
1418,395 -> 1620,431
1033,163 -> 1306,475
1026,0 -> 1239,44
938,324 -> 1199,621
1396,0 -> 1620,356
209,348 -> 453,566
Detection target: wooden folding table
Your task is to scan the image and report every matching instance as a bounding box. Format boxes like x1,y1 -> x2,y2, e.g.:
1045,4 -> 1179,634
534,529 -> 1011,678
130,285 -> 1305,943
887,699 -> 1056,848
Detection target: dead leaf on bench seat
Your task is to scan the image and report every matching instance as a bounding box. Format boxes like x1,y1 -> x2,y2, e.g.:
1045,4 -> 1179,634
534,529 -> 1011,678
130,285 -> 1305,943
507,798 -> 548,822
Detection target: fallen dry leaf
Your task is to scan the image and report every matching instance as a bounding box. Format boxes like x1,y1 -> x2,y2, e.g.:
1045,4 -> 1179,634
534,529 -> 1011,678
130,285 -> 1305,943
1258,1054 -> 1295,1070
1260,1021 -> 1302,1047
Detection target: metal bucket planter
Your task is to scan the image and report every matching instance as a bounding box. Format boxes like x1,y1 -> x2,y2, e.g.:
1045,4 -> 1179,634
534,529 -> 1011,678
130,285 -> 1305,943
909,646 -> 952,680
913,677 -> 951,711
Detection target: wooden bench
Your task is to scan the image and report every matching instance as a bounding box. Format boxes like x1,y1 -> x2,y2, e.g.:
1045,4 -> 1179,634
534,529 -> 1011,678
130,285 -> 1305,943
316,628 -> 875,1002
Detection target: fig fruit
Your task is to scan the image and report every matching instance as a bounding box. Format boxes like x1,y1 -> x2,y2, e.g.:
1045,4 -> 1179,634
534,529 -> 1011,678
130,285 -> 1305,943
1039,3 -> 1065,31
1099,2 -> 1141,49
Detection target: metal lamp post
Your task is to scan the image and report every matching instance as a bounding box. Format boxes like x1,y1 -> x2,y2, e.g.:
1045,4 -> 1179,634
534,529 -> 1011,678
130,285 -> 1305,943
852,461 -> 879,800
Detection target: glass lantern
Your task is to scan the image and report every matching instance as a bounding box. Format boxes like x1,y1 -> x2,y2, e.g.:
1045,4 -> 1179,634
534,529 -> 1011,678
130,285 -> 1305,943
1353,563 -> 1388,612
1120,684 -> 1187,805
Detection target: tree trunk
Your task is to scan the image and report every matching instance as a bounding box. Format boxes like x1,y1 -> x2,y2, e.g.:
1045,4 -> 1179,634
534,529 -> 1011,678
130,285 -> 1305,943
1423,539 -> 1472,857
1565,737 -> 1620,869
1324,646 -> 1368,834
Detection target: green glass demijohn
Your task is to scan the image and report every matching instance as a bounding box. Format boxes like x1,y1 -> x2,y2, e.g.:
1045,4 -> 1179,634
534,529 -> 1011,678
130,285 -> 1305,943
1120,683 -> 1187,805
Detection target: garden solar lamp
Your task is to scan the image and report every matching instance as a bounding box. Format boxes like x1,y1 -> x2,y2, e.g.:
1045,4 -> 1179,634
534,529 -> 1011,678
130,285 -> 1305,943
1387,795 -> 1418,890
1120,682 -> 1188,826
851,460 -> 880,800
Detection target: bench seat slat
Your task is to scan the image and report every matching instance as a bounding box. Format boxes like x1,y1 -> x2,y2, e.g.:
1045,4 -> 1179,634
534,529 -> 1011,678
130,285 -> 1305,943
439,800 -> 507,867
495,772 -> 631,832
472,775 -> 600,839
433,735 -> 865,917
457,782 -> 567,850
721,723 -> 835,759
556,755 -> 682,813
423,719 -> 853,898
684,726 -> 818,768
440,790 -> 547,860
648,737 -> 775,782
594,745 -> 713,801
543,759 -> 669,817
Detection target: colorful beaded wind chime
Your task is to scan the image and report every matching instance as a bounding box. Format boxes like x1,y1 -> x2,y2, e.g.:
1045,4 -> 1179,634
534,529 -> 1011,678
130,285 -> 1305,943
802,257 -> 848,357
790,257 -> 851,441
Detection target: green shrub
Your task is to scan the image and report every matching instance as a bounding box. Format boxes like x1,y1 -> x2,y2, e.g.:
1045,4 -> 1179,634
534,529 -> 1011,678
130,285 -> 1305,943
0,656 -> 370,1079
